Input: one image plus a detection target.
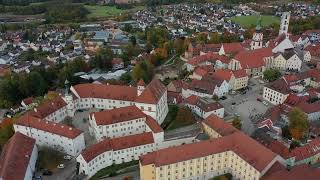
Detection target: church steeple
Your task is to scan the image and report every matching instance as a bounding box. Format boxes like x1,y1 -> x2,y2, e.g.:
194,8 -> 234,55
250,16 -> 263,50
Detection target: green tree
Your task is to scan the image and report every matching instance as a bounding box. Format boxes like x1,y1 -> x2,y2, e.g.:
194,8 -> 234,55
90,47 -> 113,70
263,69 -> 281,82
232,117 -> 242,130
131,60 -> 154,83
288,107 -> 309,140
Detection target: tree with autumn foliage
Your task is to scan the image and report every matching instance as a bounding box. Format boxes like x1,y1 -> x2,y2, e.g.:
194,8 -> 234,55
288,107 -> 309,140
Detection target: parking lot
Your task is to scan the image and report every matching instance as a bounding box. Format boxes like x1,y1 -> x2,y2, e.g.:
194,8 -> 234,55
220,78 -> 272,135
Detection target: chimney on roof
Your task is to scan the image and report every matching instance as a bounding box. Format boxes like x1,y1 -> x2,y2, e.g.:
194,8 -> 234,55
137,79 -> 146,96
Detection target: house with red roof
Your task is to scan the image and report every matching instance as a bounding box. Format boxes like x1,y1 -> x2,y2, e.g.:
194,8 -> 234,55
21,97 -> 36,110
14,113 -> 85,156
186,52 -> 229,72
285,138 -> 320,167
305,43 -> 320,61
211,69 -> 248,91
0,132 -> 37,180
89,106 -> 164,142
229,48 -> 273,77
77,132 -> 155,178
140,121 -> 284,180
70,78 -> 168,124
184,95 -> 224,119
262,163 -> 320,180
182,78 -> 229,99
218,42 -> 245,56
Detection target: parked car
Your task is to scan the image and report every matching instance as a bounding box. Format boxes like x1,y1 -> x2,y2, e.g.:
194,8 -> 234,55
231,102 -> 236,105
57,164 -> 65,169
256,98 -> 262,102
43,170 -> 53,176
64,155 -> 72,160
220,96 -> 227,100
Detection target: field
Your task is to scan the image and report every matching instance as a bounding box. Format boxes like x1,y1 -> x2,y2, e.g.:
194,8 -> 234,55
229,15 -> 280,28
85,5 -> 144,18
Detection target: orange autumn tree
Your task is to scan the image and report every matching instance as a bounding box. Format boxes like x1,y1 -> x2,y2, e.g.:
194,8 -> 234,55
288,107 -> 309,140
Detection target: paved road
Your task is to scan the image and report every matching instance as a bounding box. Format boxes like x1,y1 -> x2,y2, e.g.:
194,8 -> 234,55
219,78 -> 269,135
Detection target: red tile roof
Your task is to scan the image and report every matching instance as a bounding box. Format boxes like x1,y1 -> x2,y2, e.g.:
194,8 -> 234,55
187,52 -> 230,66
72,83 -> 138,101
135,79 -> 167,104
145,116 -> 163,133
221,43 -> 245,54
202,114 -> 239,136
91,106 -> 146,126
140,131 -> 277,172
72,79 -> 166,105
233,69 -> 247,78
267,140 -> 290,159
287,138 -> 320,161
262,164 -> 320,180
185,95 -> 200,105
212,69 -> 233,81
15,113 -> 82,139
33,96 -> 67,119
81,132 -> 154,162
22,97 -> 33,105
0,132 -> 36,180
305,44 -> 320,57
194,67 -> 208,77
234,48 -> 272,69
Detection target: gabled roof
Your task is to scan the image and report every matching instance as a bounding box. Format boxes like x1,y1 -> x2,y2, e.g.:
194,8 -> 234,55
234,48 -> 272,69
288,138 -> 320,161
81,132 -> 154,162
91,106 -> 146,126
72,83 -> 138,101
221,42 -> 245,54
262,164 -> 320,180
33,96 -> 67,119
202,114 -> 239,136
15,112 -> 82,139
140,131 -> 277,172
211,69 -> 233,81
135,79 -> 167,104
0,132 -> 36,180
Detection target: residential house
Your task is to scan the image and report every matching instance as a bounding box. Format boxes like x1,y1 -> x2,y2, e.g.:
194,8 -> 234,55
185,95 -> 224,119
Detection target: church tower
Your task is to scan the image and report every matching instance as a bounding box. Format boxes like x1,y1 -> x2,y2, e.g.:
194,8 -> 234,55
250,17 -> 263,50
279,12 -> 290,37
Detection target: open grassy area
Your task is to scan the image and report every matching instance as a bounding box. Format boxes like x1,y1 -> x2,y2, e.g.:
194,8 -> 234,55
229,15 -> 280,28
85,5 -> 144,18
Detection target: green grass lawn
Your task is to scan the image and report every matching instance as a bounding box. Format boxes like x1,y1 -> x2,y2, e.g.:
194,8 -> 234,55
229,15 -> 280,28
85,5 -> 144,18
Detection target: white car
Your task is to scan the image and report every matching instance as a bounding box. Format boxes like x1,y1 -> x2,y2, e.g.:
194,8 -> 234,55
57,164 -> 65,169
63,155 -> 72,160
